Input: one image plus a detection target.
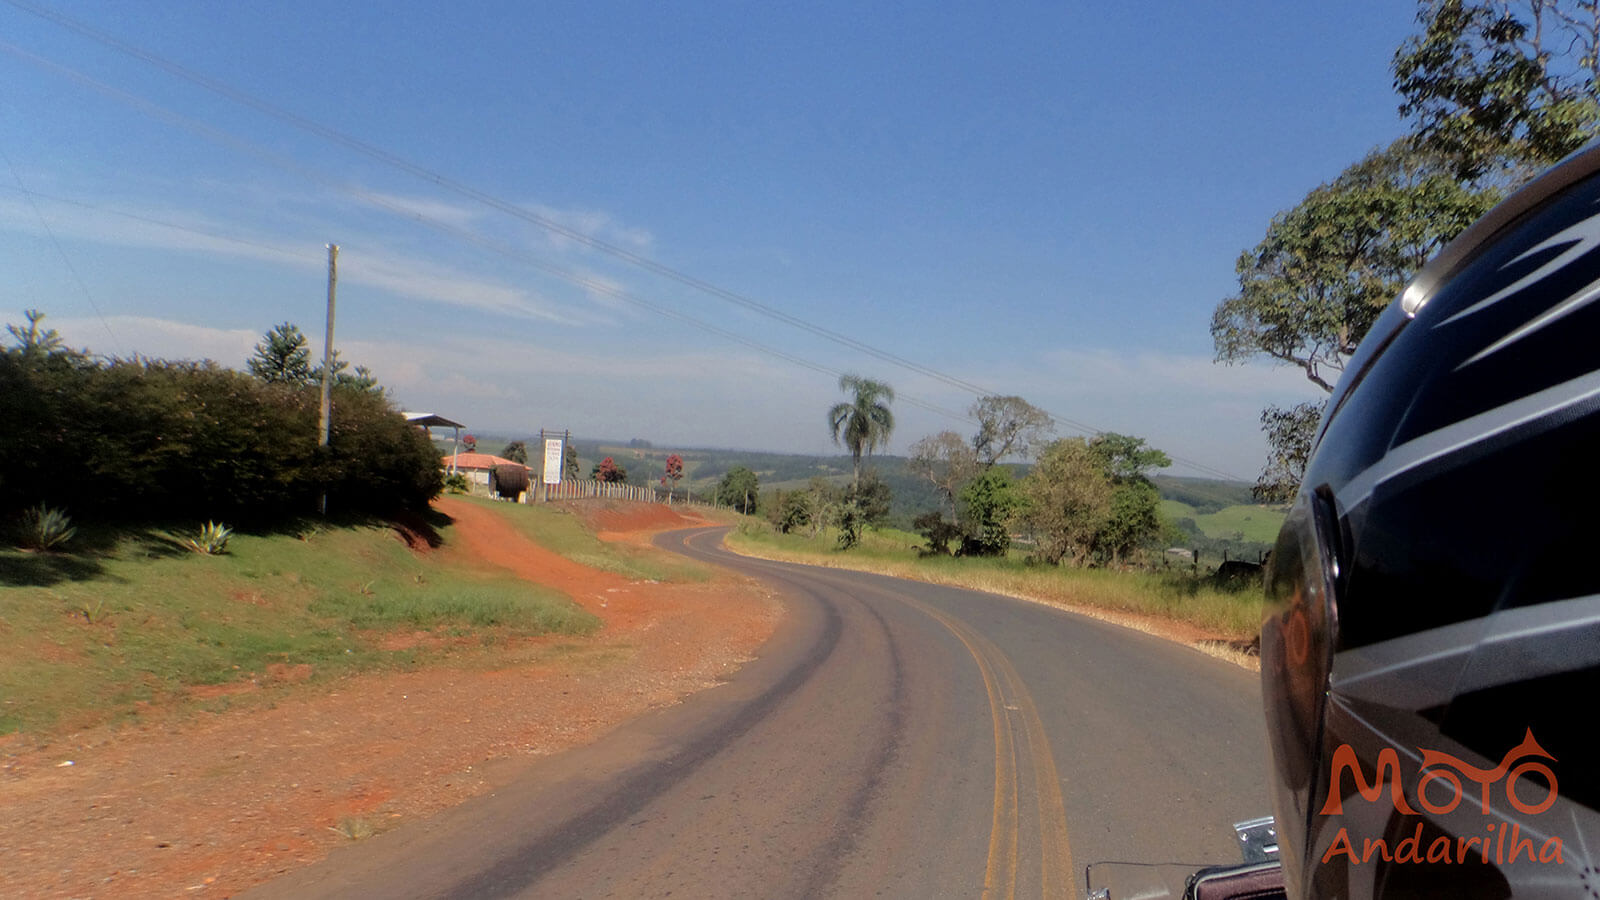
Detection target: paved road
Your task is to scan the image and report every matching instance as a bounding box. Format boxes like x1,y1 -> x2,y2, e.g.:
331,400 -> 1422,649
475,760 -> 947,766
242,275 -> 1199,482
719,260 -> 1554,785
252,527 -> 1269,899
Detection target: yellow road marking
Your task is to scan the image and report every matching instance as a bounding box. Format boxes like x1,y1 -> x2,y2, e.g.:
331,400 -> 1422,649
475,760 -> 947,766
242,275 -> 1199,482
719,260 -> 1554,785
742,561 -> 1073,900
920,602 -> 1020,900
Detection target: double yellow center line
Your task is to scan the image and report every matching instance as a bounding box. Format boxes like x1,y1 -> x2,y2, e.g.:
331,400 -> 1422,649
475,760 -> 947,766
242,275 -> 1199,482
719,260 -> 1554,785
905,598 -> 1074,900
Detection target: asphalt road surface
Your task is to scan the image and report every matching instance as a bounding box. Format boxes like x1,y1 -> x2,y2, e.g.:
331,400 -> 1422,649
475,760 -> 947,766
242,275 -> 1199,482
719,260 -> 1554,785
251,526 -> 1269,899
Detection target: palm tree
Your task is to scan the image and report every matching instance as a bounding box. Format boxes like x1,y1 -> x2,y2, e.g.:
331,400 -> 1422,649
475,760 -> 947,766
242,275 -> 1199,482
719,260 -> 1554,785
828,374 -> 895,486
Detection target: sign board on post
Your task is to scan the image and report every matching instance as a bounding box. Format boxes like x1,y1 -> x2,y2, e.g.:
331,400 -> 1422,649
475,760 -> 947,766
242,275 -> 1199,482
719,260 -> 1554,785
542,438 -> 564,485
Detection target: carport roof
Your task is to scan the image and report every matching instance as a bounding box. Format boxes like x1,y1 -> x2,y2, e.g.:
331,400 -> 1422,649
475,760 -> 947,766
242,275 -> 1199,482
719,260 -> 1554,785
403,412 -> 466,429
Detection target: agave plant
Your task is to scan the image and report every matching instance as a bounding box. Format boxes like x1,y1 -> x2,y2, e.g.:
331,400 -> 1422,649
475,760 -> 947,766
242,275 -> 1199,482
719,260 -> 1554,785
18,504 -> 75,551
185,521 -> 233,555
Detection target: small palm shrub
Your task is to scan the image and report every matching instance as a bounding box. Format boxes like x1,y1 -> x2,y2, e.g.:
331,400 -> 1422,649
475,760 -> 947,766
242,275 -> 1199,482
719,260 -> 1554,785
184,521 -> 233,555
444,473 -> 470,494
18,504 -> 76,551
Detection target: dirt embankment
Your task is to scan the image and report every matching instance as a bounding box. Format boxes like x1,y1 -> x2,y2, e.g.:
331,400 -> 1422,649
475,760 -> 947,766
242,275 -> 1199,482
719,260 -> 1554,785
0,500 -> 779,899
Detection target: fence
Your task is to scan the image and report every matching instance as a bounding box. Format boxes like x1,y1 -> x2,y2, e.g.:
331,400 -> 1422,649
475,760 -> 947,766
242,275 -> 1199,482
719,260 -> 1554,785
536,479 -> 721,508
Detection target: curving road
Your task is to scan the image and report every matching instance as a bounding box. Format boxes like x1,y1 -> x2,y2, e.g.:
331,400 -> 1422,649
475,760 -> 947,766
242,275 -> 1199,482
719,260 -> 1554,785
251,526 -> 1269,899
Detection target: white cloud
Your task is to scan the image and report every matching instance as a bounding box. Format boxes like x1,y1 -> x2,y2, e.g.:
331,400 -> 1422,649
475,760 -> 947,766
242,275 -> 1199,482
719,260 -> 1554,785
526,203 -> 655,254
0,192 -> 586,324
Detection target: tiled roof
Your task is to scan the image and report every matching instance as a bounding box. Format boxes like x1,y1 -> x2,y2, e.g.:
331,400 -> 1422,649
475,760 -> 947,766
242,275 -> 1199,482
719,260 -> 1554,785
441,453 -> 529,470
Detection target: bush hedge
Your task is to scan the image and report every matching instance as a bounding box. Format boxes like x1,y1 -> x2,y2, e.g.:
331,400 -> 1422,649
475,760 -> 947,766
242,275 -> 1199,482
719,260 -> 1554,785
0,340 -> 441,524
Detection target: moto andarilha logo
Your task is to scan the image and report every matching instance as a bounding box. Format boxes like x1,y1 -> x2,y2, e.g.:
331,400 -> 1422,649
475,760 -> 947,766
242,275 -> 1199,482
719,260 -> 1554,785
1318,730 -> 1564,866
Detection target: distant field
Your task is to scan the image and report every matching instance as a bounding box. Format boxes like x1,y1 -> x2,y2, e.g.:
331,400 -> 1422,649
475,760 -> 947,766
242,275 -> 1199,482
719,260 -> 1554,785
1160,500 -> 1285,544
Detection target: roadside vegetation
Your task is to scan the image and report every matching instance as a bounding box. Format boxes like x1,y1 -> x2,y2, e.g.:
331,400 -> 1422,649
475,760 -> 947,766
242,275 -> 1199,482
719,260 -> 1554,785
708,377 -> 1266,643
725,521 -> 1263,641
0,313 -> 610,739
1215,0 -> 1600,501
0,518 -> 598,737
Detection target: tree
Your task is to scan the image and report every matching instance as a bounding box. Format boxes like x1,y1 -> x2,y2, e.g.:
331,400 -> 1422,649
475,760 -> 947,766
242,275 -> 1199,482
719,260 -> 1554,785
1213,141 -> 1498,392
593,456 -> 628,483
718,466 -> 760,514
564,443 -> 580,480
828,374 -> 895,486
1018,438 -> 1114,566
311,350 -> 381,394
463,434 -> 478,452
1213,141 -> 1499,497
501,441 -> 529,464
1394,0 -> 1600,183
908,430 -> 980,518
1085,433 -> 1173,565
247,322 -> 312,385
837,472 -> 893,549
957,467 -> 1025,557
6,309 -> 68,361
970,395 -> 1054,467
663,453 -> 685,503
1254,402 -> 1324,504
1088,433 -> 1172,482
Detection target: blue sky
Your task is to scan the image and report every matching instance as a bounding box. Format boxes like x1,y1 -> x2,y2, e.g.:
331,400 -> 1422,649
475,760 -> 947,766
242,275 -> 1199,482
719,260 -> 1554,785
1,1 -> 1426,478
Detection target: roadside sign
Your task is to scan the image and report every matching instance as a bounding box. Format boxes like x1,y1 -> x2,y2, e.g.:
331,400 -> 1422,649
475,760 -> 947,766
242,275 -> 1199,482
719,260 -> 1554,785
542,437 -> 564,484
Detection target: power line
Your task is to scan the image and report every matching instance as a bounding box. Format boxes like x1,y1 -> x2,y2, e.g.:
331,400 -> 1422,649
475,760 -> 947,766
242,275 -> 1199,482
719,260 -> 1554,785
0,183 -> 321,262
0,4 -> 1246,480
0,38 -> 982,429
0,142 -> 122,355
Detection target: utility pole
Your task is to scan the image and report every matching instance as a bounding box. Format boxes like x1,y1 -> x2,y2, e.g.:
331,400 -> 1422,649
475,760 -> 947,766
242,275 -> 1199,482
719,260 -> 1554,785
318,243 -> 338,515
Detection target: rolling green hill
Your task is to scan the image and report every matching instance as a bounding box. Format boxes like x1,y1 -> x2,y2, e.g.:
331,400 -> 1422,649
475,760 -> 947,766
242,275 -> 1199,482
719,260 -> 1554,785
1160,499 -> 1285,545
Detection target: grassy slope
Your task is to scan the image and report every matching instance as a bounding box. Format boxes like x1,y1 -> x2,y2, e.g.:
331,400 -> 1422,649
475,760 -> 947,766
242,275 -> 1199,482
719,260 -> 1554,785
0,513 -> 630,737
461,496 -> 714,583
1160,500 -> 1285,544
723,521 -> 1263,641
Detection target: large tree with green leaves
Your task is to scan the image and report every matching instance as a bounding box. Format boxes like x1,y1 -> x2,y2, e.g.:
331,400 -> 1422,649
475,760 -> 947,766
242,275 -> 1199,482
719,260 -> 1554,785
1213,141 -> 1499,499
828,374 -> 895,485
718,466 -> 760,514
1087,433 -> 1172,564
1394,0 -> 1600,183
957,466 -> 1025,557
1213,141 -> 1498,392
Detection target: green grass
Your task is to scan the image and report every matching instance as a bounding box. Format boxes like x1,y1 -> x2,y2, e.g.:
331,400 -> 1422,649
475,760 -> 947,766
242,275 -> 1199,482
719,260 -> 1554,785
724,521 -> 1263,641
1161,500 -> 1285,544
463,496 -> 713,583
0,520 -> 599,736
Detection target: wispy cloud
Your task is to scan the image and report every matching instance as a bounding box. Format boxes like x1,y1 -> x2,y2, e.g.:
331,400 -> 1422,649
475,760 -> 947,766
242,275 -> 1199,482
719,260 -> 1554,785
0,190 -> 589,324
526,203 -> 655,254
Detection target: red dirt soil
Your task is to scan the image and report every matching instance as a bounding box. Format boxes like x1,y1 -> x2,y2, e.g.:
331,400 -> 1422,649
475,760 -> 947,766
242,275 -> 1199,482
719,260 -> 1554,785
0,500 -> 779,899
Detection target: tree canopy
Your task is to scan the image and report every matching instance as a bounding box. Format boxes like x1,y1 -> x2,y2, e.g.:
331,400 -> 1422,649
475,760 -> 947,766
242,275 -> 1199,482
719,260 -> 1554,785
1212,141 -> 1499,392
718,466 -> 760,514
828,374 -> 895,485
248,322 -> 312,385
2,311 -> 437,522
1395,0 -> 1600,183
592,456 -> 628,483
907,430 -> 979,518
970,395 -> 1054,467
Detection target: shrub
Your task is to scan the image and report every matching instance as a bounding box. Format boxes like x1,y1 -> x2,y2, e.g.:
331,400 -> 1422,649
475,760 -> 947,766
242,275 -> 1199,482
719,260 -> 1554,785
0,317 -> 442,524
444,473 -> 470,494
184,521 -> 233,555
913,510 -> 962,556
17,504 -> 75,551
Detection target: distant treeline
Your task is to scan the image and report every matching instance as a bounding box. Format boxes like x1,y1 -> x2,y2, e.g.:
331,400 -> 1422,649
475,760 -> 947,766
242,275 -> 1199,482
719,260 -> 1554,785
1,314 -> 440,523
